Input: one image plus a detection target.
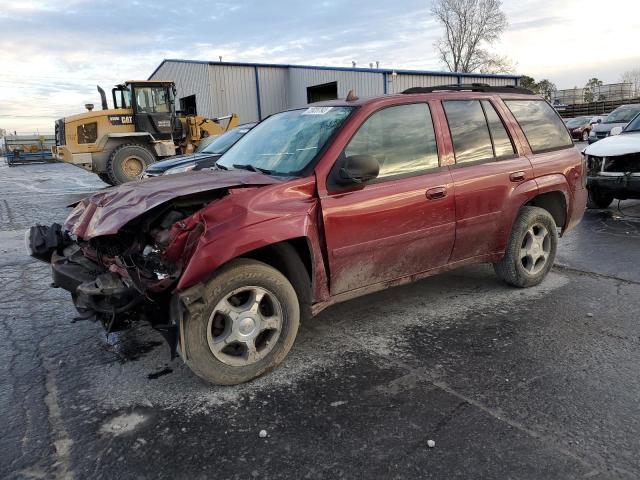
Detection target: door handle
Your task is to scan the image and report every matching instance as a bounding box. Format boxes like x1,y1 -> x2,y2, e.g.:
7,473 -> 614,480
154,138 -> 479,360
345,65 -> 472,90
426,186 -> 447,200
509,171 -> 526,182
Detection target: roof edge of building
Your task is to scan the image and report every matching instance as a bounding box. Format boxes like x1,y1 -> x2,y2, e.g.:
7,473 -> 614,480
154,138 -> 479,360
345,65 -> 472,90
148,58 -> 521,81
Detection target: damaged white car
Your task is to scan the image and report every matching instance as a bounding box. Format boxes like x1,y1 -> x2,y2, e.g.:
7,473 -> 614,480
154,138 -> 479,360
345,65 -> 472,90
584,112 -> 640,208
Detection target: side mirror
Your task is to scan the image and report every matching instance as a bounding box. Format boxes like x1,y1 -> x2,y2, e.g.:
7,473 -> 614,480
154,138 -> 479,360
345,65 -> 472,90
610,126 -> 623,136
336,154 -> 379,185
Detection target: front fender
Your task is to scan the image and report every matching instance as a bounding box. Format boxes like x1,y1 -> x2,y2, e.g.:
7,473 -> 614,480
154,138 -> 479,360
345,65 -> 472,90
176,205 -> 329,302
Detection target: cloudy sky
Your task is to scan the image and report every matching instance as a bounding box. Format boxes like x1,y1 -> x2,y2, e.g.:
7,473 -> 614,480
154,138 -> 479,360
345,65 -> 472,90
1,0 -> 638,133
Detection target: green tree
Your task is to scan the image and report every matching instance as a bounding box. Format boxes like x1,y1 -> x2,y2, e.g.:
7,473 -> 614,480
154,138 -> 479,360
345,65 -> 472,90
519,75 -> 537,92
536,79 -> 557,101
584,77 -> 603,103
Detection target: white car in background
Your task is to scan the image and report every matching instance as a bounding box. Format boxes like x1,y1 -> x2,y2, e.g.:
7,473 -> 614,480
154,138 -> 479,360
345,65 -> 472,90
583,112 -> 640,208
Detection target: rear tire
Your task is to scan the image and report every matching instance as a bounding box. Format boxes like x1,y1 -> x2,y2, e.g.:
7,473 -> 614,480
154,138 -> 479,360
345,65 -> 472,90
587,188 -> 614,209
493,206 -> 558,288
183,259 -> 300,385
106,144 -> 155,185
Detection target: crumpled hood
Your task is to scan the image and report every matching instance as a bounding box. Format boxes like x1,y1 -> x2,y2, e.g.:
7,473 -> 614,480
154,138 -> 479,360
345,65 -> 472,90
65,169 -> 280,240
585,131 -> 640,157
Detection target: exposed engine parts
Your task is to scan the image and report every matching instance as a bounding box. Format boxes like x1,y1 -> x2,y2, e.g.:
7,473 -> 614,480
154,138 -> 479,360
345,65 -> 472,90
587,153 -> 640,176
33,200 -> 210,346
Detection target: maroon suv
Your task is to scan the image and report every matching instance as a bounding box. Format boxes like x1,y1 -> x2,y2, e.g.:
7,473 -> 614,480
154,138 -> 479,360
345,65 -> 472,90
29,85 -> 587,385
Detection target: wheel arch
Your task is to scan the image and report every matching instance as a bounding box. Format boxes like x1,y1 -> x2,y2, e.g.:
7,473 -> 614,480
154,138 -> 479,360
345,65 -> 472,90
525,190 -> 568,230
239,238 -> 314,320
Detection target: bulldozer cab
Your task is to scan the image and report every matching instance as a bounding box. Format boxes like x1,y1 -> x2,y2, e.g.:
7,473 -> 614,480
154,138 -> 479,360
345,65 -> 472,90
112,81 -> 177,140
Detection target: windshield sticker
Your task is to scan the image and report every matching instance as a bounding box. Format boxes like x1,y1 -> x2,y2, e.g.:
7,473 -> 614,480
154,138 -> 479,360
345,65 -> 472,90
302,106 -> 334,115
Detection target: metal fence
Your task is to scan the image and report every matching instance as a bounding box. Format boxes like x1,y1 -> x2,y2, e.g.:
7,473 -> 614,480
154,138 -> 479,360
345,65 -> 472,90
553,83 -> 636,106
557,97 -> 640,118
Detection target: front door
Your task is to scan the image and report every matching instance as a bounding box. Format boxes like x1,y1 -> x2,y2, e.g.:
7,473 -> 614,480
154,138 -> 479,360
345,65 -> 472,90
442,99 -> 534,261
131,84 -> 174,140
320,103 -> 456,295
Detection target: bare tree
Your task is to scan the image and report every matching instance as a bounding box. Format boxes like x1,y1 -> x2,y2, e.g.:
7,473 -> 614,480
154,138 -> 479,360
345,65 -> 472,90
620,68 -> 640,97
430,0 -> 510,73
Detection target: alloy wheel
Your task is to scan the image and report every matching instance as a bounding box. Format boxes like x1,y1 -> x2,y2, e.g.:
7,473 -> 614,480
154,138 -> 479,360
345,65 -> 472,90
520,223 -> 551,275
206,286 -> 283,367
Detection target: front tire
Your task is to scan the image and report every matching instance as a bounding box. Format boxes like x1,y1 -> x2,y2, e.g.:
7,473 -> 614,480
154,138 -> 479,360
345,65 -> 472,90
97,173 -> 115,186
587,188 -> 614,209
494,206 -> 558,288
183,259 -> 300,385
106,144 -> 155,185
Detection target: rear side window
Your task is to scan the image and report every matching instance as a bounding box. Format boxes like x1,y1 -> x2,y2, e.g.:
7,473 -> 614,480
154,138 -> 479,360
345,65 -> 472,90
344,103 -> 439,179
443,100 -> 494,163
505,100 -> 573,153
481,101 -> 515,158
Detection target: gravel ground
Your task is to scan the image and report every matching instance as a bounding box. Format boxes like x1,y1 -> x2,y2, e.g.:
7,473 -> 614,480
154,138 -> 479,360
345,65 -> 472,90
1,160 -> 639,479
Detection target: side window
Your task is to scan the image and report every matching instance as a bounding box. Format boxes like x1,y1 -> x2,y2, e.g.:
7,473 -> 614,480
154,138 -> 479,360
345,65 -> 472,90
505,100 -> 573,153
443,100 -> 494,163
344,103 -> 439,179
481,100 -> 515,158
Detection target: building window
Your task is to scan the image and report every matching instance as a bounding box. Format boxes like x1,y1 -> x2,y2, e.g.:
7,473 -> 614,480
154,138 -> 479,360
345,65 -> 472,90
180,95 -> 197,115
307,82 -> 338,104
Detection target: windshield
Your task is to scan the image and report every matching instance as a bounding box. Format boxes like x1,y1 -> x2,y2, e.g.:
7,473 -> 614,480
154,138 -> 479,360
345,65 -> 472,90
217,106 -> 353,175
200,126 -> 253,154
623,113 -> 640,132
604,106 -> 640,124
566,116 -> 590,127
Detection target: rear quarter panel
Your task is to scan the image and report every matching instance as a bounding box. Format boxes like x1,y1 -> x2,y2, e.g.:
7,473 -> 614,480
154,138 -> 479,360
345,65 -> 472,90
529,147 -> 586,232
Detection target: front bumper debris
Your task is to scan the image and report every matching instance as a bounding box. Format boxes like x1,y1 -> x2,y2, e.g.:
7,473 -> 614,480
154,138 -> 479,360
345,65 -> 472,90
30,224 -> 180,356
588,175 -> 640,198
28,223 -> 69,262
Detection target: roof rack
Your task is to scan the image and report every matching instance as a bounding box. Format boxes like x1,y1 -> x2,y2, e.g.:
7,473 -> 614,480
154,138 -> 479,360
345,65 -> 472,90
402,83 -> 534,95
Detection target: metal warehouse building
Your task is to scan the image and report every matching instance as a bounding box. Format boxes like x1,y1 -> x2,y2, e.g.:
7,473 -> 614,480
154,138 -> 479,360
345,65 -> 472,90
149,59 -> 521,123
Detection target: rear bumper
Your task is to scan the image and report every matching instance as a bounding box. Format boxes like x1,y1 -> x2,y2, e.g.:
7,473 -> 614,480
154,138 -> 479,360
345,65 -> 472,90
565,187 -> 588,233
588,175 -> 640,199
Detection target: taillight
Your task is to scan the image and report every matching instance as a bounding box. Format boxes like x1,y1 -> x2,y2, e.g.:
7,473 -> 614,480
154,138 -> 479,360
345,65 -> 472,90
581,153 -> 587,188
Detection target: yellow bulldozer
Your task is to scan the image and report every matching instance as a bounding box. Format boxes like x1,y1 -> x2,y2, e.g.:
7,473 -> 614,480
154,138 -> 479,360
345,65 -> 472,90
53,81 -> 239,185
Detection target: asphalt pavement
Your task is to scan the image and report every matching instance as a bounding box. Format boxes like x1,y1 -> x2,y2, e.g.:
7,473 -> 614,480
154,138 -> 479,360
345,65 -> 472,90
1,159 -> 639,479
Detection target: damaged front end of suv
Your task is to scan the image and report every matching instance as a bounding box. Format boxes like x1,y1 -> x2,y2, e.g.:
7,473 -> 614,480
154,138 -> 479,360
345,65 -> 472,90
28,171 -> 278,357
584,120 -> 640,208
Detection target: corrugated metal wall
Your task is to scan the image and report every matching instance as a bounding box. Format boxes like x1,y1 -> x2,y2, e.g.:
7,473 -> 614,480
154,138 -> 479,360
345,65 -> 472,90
287,68 -> 383,108
462,76 -> 516,87
389,74 -> 459,94
152,61 -> 215,117
150,61 -> 521,124
208,64 -> 259,122
257,66 -> 288,118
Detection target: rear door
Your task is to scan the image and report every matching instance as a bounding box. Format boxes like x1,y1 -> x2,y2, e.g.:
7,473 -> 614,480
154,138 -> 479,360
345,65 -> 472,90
320,102 -> 456,294
442,99 -> 533,261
